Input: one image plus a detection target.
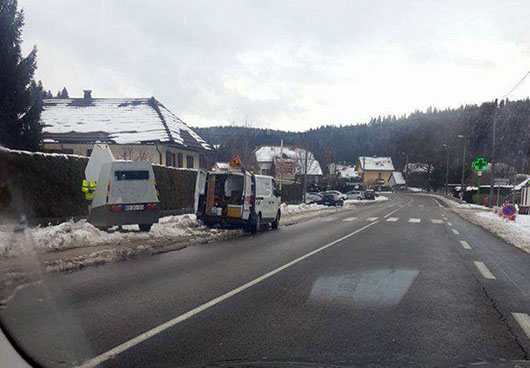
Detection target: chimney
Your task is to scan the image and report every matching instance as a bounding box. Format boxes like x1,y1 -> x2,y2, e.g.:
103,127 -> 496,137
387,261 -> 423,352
83,90 -> 92,99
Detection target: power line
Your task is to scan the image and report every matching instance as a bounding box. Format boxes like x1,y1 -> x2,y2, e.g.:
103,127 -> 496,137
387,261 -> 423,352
501,68 -> 530,99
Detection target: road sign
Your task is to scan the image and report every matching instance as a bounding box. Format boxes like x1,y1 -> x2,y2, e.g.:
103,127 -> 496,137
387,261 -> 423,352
472,157 -> 488,172
502,204 -> 517,218
229,155 -> 242,168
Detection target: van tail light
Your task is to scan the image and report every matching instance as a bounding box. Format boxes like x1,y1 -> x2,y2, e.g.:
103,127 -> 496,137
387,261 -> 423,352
110,205 -> 123,212
146,203 -> 157,211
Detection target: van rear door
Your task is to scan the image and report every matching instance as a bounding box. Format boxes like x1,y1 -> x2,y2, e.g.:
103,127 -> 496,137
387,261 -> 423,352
194,169 -> 207,215
242,172 -> 252,220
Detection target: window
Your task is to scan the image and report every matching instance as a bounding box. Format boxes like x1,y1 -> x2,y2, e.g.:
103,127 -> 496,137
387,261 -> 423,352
165,151 -> 175,167
199,154 -> 206,168
256,178 -> 272,197
114,170 -> 149,181
186,155 -> 194,168
178,153 -> 183,168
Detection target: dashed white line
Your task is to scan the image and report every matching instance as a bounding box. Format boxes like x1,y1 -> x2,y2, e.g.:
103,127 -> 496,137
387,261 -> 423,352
447,222 -> 452,226
474,261 -> 496,280
452,229 -> 460,235
460,240 -> 472,249
512,313 -> 530,340
366,217 -> 378,221
77,220 -> 379,368
419,204 -> 424,208
342,217 -> 357,222
431,219 -> 443,224
409,218 -> 421,223
322,217 -> 335,222
386,217 -> 399,222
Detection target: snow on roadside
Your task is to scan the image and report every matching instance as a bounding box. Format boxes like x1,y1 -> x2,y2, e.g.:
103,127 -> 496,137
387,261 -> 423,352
418,193 -> 530,254
461,211 -> 530,254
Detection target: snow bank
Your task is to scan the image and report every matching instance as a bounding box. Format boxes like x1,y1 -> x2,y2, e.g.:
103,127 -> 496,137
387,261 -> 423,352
462,211 -> 530,254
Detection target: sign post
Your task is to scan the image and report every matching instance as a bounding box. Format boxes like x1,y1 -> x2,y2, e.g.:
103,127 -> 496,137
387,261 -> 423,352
472,157 -> 488,205
494,178 -> 509,207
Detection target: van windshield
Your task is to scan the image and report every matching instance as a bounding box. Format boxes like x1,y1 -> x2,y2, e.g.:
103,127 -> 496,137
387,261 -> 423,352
115,170 -> 150,181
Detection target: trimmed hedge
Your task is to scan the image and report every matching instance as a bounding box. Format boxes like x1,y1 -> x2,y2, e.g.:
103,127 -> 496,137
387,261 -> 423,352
0,148 -> 198,223
281,182 -> 303,204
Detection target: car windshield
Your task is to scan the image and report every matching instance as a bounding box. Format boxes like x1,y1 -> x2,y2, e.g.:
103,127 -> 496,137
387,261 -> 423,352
2,1 -> 530,368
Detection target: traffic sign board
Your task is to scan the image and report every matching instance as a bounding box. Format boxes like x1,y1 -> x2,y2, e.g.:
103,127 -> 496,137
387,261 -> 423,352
502,204 -> 517,217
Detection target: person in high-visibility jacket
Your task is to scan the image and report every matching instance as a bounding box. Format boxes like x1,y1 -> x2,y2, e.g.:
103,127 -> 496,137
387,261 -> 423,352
81,180 -> 97,201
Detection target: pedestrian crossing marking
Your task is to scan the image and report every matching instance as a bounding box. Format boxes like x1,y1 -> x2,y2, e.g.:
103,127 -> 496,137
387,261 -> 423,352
419,205 -> 424,208
447,222 -> 452,226
431,219 -> 443,224
452,229 -> 460,235
342,217 -> 357,222
386,217 -> 399,222
409,218 -> 421,223
474,261 -> 496,279
366,217 -> 378,221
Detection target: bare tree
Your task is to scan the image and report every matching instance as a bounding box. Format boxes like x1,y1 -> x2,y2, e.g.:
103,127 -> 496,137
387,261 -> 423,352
118,145 -> 153,161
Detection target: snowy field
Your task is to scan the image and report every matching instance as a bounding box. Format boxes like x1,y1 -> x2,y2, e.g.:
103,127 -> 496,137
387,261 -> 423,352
0,196 -> 388,272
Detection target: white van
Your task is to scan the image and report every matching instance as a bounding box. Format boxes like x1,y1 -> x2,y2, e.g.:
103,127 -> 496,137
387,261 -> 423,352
196,169 -> 281,233
89,161 -> 160,231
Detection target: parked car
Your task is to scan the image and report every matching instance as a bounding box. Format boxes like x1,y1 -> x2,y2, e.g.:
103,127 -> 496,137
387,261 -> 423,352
305,192 -> 323,204
320,190 -> 347,201
363,189 -> 376,200
345,190 -> 363,200
196,168 -> 281,234
321,192 -> 344,207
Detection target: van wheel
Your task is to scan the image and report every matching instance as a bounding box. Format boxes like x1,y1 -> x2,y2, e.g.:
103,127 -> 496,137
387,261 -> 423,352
139,224 -> 152,232
271,210 -> 280,230
249,214 -> 260,234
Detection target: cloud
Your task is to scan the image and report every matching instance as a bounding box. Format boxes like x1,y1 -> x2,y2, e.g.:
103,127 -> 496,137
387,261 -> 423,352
19,0 -> 530,131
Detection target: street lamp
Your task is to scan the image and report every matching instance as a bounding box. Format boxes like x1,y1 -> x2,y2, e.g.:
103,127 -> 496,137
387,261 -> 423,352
457,135 -> 467,200
443,144 -> 449,195
402,152 -> 409,191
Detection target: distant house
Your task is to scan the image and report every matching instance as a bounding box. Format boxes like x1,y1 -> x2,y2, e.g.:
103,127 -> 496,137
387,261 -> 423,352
254,146 -> 323,183
404,162 -> 433,189
212,162 -> 230,171
40,90 -> 212,169
389,171 -> 406,188
355,157 -> 395,185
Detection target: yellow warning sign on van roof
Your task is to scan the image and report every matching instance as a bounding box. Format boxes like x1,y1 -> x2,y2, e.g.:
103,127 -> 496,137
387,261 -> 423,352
229,155 -> 242,168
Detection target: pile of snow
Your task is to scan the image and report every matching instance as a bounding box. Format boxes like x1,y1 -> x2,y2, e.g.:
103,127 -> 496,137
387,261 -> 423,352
344,195 -> 389,205
408,187 -> 425,192
466,211 -> 530,254
0,214 -> 207,255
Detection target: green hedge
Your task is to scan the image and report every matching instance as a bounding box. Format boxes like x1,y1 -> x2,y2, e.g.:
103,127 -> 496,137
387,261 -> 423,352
0,149 -> 198,223
281,183 -> 303,204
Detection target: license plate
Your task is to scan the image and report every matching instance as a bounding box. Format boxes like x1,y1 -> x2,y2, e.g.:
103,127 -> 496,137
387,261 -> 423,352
124,204 -> 144,211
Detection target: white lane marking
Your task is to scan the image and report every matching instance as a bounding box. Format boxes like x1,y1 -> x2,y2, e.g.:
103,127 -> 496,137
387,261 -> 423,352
419,204 -> 424,208
383,205 -> 405,218
460,240 -> 472,249
409,218 -> 421,223
386,217 -> 399,222
366,217 -> 378,221
431,219 -> 443,224
432,198 -> 443,207
452,229 -> 460,235
447,222 -> 452,226
474,261 -> 496,280
78,221 -> 379,368
342,217 -> 357,222
322,217 -> 335,222
512,313 -> 530,340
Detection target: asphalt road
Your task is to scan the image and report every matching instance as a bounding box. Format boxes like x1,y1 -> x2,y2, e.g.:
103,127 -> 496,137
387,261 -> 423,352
2,193 -> 530,368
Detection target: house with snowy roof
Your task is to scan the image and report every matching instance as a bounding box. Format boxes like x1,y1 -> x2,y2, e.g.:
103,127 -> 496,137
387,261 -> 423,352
40,90 -> 212,169
355,156 -> 395,186
254,145 -> 323,184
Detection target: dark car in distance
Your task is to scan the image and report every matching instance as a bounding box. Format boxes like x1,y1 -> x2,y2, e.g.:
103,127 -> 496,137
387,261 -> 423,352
363,189 -> 376,200
321,192 -> 344,207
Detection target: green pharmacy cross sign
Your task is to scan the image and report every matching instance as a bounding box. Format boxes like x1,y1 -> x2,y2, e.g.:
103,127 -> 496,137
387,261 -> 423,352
472,157 -> 488,172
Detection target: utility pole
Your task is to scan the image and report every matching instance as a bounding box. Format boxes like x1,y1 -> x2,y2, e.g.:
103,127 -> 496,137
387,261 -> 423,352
402,152 -> 409,191
458,135 -> 467,198
279,139 -> 283,192
488,99 -> 498,206
443,144 -> 449,195
302,135 -> 308,204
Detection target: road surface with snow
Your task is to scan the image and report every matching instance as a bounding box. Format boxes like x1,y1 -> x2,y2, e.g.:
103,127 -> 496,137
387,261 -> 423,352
2,193 -> 530,367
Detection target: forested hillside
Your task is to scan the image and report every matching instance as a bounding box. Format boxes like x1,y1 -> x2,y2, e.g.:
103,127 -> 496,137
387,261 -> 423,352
195,98 -> 530,188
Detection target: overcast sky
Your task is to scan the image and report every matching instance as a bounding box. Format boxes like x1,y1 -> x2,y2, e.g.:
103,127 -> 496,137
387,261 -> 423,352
19,0 -> 530,131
